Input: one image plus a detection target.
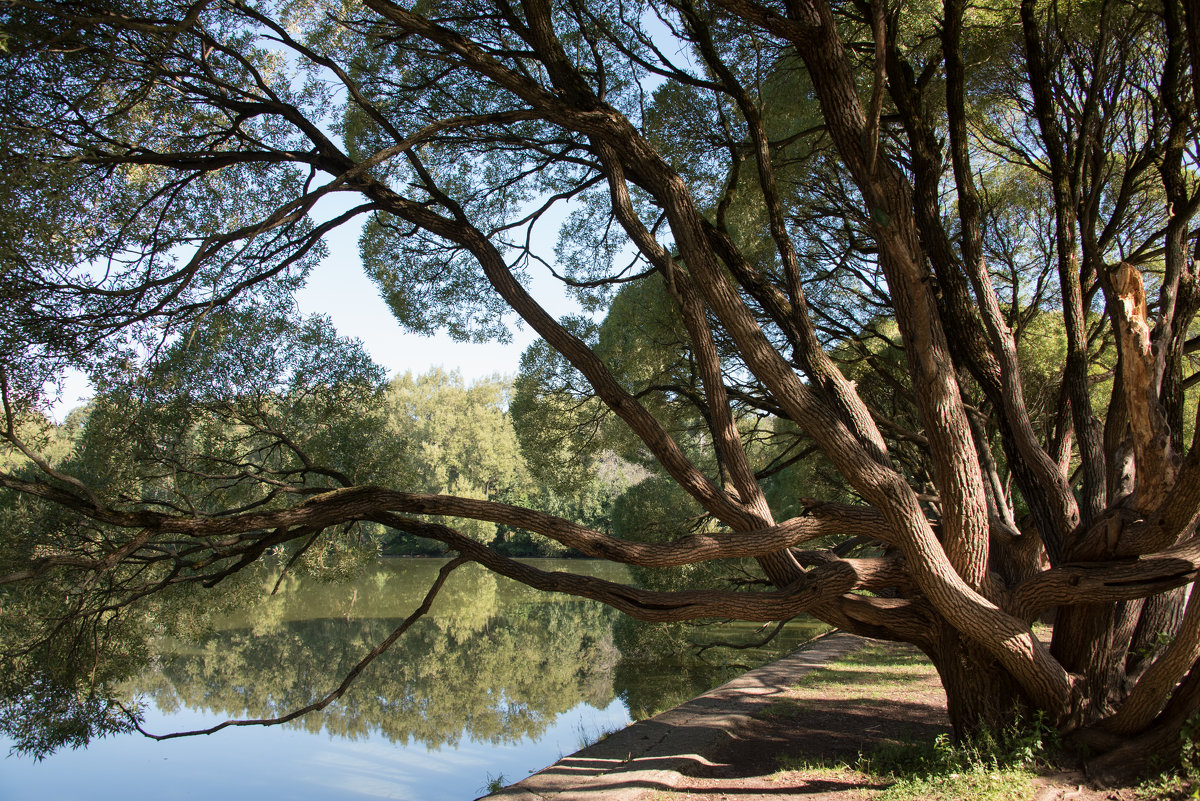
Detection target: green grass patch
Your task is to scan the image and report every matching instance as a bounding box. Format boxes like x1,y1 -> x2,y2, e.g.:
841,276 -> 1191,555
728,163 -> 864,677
791,641 -> 932,699
859,721 -> 1055,801
772,720 -> 1056,801
770,642 -> 1061,801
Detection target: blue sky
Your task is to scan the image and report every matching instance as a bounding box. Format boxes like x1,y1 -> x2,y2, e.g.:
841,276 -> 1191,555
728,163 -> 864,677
293,197 -> 575,385
50,198 -> 578,419
297,257 -> 543,380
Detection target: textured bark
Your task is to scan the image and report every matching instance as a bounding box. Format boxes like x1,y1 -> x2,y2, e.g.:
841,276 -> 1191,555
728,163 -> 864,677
926,626 -> 1032,736
7,0 -> 1200,777
1088,652 -> 1200,782
1106,587 -> 1199,734
1126,586 -> 1191,679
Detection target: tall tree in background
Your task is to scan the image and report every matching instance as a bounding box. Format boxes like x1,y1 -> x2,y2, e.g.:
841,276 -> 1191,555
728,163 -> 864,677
2,0 -> 1200,778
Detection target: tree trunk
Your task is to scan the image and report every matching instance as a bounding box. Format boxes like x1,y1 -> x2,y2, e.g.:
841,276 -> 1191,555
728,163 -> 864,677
1127,587 -> 1189,678
925,626 -> 1032,736
1052,605 -> 1122,723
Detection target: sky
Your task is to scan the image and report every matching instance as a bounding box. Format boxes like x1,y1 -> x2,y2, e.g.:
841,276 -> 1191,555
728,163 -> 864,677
49,200 -> 578,419
291,197 -> 575,385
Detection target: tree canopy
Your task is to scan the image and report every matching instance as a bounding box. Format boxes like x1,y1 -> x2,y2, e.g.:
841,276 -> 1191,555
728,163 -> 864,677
3,0 -> 1200,780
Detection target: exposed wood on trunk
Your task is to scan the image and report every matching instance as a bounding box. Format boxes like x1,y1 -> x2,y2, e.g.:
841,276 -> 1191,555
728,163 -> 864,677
1109,262 -> 1179,513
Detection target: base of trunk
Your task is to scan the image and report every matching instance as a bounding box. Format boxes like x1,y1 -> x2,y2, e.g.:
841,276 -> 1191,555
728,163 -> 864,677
926,627 -> 1032,737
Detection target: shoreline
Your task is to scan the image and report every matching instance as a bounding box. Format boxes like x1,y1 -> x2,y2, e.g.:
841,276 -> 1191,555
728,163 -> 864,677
477,631 -> 867,801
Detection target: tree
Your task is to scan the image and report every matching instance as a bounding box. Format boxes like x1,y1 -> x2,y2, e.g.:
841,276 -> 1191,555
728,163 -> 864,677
2,0 -> 1200,780
382,369 -> 529,549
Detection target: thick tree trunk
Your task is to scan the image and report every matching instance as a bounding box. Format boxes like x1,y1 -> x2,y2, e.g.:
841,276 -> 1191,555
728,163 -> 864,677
1052,605 -> 1122,723
1127,587 -> 1190,679
925,627 -> 1032,736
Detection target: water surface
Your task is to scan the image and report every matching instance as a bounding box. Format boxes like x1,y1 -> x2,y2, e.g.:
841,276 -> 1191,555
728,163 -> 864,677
3,559 -> 825,800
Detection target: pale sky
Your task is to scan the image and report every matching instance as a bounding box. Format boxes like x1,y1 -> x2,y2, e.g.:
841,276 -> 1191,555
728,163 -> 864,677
292,199 -> 575,384
295,257 -> 543,381
50,203 -> 574,419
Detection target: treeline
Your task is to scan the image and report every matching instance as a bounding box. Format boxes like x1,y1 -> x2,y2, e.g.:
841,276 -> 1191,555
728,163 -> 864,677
373,368 -> 647,557
9,364 -> 648,560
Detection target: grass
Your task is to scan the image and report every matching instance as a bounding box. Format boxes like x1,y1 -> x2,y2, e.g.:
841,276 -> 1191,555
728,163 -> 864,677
766,642 -> 1061,801
860,721 -> 1053,801
574,720 -> 625,750
479,772 -> 506,795
756,641 -> 933,719
793,641 -> 934,697
771,727 -> 1051,801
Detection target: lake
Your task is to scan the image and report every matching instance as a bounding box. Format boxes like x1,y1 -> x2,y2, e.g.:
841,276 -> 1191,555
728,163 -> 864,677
3,558 -> 826,801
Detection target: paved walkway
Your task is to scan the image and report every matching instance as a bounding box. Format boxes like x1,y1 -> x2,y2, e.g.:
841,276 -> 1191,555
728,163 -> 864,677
477,631 -> 866,801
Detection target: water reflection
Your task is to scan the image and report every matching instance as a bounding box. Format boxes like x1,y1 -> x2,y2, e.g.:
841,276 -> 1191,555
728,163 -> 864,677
136,561 -> 623,747
5,559 -> 826,801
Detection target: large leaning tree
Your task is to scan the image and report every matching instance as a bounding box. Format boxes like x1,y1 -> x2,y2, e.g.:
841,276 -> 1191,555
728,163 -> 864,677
3,0 -> 1200,778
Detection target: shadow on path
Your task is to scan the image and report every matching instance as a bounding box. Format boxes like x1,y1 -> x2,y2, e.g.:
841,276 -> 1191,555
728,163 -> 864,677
477,631 -> 873,801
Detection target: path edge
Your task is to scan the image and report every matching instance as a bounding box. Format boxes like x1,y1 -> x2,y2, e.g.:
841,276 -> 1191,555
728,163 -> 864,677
477,630 -> 867,801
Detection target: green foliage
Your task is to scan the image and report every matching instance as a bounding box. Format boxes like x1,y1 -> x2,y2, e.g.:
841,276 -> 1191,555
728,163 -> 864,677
512,317 -> 613,493
362,213 -> 515,342
1,0 -> 1194,778
610,476 -> 833,718
0,2 -> 327,408
382,369 -> 641,554
1138,714 -> 1200,800
0,676 -> 140,761
859,715 -> 1058,801
383,369 -> 524,546
0,302 -> 393,756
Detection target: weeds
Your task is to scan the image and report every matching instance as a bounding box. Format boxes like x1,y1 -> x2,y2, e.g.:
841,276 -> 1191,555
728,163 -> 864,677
479,772 -> 506,795
770,714 -> 1060,800
858,714 -> 1059,801
574,720 -> 623,750
1138,714 -> 1200,800
772,753 -> 843,775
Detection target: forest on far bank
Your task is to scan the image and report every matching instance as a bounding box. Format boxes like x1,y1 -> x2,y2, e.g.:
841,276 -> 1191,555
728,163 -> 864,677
13,348 -> 862,562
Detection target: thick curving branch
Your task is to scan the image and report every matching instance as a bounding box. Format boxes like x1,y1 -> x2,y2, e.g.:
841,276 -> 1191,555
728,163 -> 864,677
372,512 -> 904,622
0,477 -> 896,584
1009,541 -> 1200,622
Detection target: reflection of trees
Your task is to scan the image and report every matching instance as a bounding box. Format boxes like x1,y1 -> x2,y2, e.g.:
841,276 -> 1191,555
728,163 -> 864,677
58,557 -> 826,751
128,563 -> 621,748
611,615 -> 828,720
613,619 -> 729,720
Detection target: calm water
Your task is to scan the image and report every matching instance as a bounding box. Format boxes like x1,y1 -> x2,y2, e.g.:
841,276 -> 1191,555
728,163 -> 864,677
3,559 -> 826,800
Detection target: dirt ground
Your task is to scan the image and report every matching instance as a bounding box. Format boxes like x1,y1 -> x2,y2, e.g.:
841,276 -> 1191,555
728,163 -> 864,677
629,642 -> 1146,801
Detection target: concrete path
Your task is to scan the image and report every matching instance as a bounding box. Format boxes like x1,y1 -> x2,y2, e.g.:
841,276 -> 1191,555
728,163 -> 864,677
477,631 -> 866,801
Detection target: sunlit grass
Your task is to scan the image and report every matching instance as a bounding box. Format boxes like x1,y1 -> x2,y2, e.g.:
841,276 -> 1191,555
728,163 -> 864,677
791,641 -> 933,698
765,642 -> 1057,801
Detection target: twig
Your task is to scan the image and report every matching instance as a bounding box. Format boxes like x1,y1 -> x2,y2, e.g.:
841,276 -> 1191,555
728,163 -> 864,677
695,617 -> 794,657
